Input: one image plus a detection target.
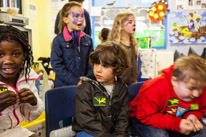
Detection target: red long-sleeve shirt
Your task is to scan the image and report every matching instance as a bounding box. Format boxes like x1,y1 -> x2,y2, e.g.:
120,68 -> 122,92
130,65 -> 206,132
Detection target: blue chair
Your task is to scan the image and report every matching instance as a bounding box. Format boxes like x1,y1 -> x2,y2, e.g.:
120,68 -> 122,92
129,82 -> 145,137
128,82 -> 144,102
45,85 -> 78,137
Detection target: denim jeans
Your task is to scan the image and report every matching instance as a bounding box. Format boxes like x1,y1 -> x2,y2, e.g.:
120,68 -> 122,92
76,131 -> 94,137
129,117 -> 206,137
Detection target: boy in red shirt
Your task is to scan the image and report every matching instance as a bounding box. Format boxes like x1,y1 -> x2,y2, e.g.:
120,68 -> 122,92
130,55 -> 206,137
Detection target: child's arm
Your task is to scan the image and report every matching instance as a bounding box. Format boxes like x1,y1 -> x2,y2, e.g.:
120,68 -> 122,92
113,88 -> 130,136
0,91 -> 16,112
74,84 -> 113,137
86,38 -> 94,75
51,38 -> 79,85
20,82 -> 44,122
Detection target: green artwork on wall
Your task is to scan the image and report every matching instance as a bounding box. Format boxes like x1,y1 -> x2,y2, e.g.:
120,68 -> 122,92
94,30 -> 165,49
136,30 -> 165,48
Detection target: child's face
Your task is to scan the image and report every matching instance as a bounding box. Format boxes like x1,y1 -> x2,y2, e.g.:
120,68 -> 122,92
0,41 -> 24,81
172,77 -> 204,102
64,6 -> 84,32
123,15 -> 136,34
93,63 -> 115,85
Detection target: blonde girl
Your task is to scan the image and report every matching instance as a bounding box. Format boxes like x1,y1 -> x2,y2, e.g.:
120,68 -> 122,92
108,12 -> 138,85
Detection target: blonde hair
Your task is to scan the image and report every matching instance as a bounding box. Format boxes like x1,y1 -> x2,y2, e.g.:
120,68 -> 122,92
172,55 -> 206,89
58,1 -> 82,34
108,11 -> 138,53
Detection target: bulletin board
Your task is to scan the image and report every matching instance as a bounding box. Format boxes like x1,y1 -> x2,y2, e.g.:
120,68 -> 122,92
168,10 -> 206,44
92,0 -> 167,49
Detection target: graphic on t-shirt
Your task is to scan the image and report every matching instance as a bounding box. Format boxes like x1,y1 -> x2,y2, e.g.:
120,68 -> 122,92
176,107 -> 188,117
166,98 -> 199,117
93,96 -> 106,106
190,104 -> 199,110
167,98 -> 179,114
167,98 -> 179,107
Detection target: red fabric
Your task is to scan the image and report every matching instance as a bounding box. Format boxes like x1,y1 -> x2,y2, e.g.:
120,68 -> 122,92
130,65 -> 206,132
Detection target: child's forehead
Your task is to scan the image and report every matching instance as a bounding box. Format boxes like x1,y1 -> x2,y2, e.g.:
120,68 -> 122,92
183,78 -> 202,88
70,6 -> 83,13
127,15 -> 135,20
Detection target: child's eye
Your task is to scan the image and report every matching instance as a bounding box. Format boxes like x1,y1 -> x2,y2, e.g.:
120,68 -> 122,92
103,65 -> 109,68
0,53 -> 3,57
13,52 -> 21,57
74,15 -> 78,18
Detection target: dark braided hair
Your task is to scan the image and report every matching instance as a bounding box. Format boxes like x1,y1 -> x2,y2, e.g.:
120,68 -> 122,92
0,25 -> 33,80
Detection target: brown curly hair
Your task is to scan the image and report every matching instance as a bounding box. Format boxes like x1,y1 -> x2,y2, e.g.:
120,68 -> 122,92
89,41 -> 129,76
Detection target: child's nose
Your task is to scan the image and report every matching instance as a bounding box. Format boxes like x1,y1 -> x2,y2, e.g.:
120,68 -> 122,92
96,65 -> 102,72
3,56 -> 13,64
192,90 -> 200,98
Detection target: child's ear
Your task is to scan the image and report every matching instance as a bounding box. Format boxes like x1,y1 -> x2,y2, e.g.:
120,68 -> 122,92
171,76 -> 178,87
63,17 -> 69,24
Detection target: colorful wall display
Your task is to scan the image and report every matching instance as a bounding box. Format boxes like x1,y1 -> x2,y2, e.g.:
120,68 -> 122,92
92,0 -> 166,49
168,10 -> 206,44
93,7 -> 166,49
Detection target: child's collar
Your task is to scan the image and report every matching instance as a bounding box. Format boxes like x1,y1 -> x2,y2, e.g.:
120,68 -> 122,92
63,26 -> 86,41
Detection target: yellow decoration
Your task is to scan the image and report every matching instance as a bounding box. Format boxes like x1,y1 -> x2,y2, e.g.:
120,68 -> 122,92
19,112 -> 45,128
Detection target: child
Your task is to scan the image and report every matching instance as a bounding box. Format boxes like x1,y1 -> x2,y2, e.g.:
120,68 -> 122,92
98,28 -> 110,43
72,41 -> 131,137
130,55 -> 206,137
108,12 -> 138,85
0,25 -> 44,137
51,1 -> 93,88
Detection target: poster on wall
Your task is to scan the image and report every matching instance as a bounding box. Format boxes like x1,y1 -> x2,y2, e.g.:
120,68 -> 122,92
94,0 -> 158,8
176,0 -> 206,10
168,10 -> 206,44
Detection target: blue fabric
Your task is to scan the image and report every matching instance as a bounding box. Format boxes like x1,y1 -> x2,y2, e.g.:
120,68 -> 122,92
76,131 -> 94,137
51,31 -> 93,88
137,54 -> 142,81
129,117 -> 206,137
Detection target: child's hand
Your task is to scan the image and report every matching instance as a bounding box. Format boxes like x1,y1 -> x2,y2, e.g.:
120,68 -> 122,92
18,88 -> 37,106
0,91 -> 16,112
77,80 -> 82,86
187,114 -> 203,132
179,119 -> 194,135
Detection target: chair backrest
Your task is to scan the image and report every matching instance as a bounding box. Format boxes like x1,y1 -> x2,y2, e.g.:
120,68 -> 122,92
45,85 -> 78,137
128,82 -> 144,102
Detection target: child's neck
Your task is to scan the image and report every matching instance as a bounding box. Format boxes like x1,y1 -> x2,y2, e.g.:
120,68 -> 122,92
120,31 -> 131,47
0,77 -> 17,88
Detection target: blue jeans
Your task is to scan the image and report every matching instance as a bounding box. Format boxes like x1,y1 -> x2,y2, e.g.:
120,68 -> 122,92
76,131 -> 94,137
129,117 -> 206,137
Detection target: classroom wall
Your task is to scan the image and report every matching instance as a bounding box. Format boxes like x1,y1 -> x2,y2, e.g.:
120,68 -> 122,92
22,0 -> 206,60
23,0 -> 51,61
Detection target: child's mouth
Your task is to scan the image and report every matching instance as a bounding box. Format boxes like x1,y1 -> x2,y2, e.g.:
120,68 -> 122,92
3,68 -> 16,74
77,23 -> 82,27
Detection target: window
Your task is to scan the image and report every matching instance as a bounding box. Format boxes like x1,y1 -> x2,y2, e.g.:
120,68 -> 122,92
0,0 -> 22,14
